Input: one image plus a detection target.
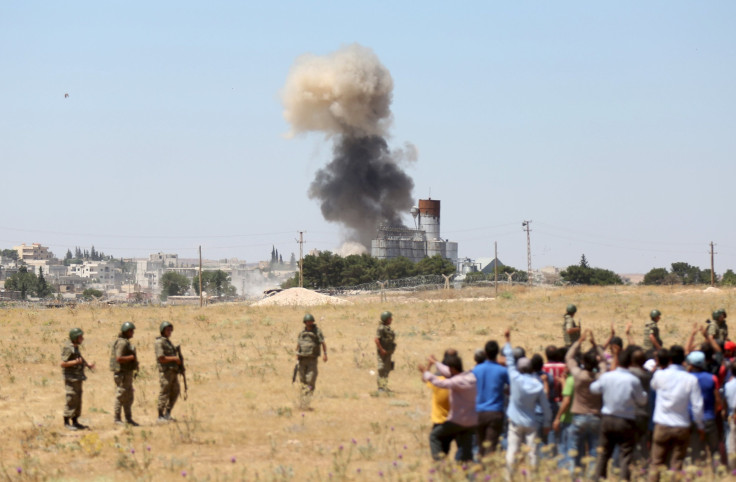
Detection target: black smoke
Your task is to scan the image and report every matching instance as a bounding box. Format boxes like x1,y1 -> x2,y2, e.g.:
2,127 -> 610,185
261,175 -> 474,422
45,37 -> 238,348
309,135 -> 414,247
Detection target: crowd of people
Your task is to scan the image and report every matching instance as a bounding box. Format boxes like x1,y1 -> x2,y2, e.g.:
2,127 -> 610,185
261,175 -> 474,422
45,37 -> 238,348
420,305 -> 734,480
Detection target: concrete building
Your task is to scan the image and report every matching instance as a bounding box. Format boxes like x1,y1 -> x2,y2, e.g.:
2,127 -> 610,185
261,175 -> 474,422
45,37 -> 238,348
150,252 -> 178,268
371,199 -> 458,264
68,261 -> 122,287
14,243 -> 53,261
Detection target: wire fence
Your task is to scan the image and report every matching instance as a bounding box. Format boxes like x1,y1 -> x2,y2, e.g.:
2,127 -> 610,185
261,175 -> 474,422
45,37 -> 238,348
318,272 -> 543,294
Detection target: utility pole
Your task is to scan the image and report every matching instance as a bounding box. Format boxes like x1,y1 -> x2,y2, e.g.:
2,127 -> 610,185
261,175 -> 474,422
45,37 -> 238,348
494,241 -> 498,297
297,231 -> 305,288
710,241 -> 716,286
522,220 -> 532,286
198,245 -> 203,307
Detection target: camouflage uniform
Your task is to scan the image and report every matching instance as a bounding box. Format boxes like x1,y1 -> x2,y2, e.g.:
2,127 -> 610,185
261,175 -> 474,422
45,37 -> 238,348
155,336 -> 180,418
376,323 -> 396,390
296,325 -> 325,393
110,336 -> 138,422
61,340 -> 87,418
706,321 -> 728,346
642,321 -> 662,351
563,314 -> 579,347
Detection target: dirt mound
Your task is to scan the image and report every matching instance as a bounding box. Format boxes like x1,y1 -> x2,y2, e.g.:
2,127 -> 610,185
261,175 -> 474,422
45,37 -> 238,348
252,287 -> 351,307
703,287 -> 722,293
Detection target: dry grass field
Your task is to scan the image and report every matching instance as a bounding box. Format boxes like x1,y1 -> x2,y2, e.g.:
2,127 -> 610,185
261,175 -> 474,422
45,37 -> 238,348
1,285 -> 734,481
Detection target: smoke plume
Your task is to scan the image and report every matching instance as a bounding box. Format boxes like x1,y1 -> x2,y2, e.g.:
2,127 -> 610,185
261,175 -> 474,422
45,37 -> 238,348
282,44 -> 415,248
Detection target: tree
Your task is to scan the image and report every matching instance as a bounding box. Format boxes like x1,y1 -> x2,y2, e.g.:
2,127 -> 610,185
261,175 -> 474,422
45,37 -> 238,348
1,249 -> 19,261
4,266 -> 38,299
65,249 -> 73,260
415,254 -> 456,276
192,270 -> 236,297
82,288 -> 104,300
160,272 -> 191,300
560,256 -> 623,286
670,262 -> 707,285
722,269 -> 736,286
35,267 -> 54,298
379,257 -> 417,281
642,268 -> 669,285
579,254 -> 589,269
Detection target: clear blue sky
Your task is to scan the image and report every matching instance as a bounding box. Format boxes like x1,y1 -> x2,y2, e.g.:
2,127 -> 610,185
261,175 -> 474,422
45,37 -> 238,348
2,2 -> 734,274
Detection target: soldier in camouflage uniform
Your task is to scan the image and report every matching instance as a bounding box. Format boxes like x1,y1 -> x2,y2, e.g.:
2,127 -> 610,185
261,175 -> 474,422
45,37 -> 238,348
155,321 -> 181,422
706,309 -> 729,347
110,322 -> 139,426
643,309 -> 664,351
60,328 -> 95,430
562,304 -> 581,348
295,314 -> 327,397
375,311 -> 397,392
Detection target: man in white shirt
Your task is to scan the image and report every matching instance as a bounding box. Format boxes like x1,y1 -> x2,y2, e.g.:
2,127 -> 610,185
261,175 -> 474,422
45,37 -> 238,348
648,346 -> 704,482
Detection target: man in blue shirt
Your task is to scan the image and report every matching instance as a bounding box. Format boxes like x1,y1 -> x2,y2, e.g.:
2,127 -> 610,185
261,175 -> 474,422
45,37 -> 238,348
686,351 -> 720,469
590,345 -> 648,480
471,339 -> 509,456
502,329 -> 551,473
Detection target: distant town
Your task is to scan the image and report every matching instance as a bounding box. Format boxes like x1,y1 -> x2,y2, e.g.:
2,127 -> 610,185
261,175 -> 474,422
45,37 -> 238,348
0,243 -> 298,302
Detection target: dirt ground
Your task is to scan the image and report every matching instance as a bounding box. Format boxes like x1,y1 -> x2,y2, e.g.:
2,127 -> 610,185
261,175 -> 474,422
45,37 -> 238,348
0,284 -> 732,481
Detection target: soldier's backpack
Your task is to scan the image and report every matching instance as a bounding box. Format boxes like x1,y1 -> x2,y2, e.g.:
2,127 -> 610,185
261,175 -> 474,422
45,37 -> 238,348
109,338 -> 121,372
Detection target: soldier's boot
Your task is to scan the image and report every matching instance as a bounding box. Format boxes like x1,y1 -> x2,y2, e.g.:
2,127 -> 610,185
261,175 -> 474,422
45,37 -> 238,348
165,409 -> 177,422
72,417 -> 88,430
114,409 -> 124,425
64,417 -> 77,430
377,377 -> 387,392
157,409 -> 168,423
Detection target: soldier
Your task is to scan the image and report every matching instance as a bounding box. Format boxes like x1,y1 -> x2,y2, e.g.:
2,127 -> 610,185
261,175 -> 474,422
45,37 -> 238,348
643,309 -> 664,351
706,308 -> 729,347
563,304 -> 581,348
60,328 -> 95,430
110,322 -> 139,426
295,314 -> 327,398
155,321 -> 181,422
375,311 -> 397,392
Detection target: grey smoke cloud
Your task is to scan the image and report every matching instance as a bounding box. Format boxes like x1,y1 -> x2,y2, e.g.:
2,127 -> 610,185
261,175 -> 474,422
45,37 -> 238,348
282,44 -> 415,248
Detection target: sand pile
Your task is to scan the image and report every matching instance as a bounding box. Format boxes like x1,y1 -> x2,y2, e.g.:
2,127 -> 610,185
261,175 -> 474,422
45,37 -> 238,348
252,287 -> 351,307
703,287 -> 722,293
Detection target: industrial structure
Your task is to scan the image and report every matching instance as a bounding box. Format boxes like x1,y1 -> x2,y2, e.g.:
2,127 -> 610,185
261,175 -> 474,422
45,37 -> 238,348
370,198 -> 458,264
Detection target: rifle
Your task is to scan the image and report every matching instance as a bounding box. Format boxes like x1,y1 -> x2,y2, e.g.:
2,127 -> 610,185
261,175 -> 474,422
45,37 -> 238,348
292,362 -> 299,384
79,354 -> 94,372
176,345 -> 188,400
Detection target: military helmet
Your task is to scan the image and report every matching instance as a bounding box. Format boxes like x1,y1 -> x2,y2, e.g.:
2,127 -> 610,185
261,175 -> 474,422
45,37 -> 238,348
650,309 -> 661,320
121,321 -> 136,333
566,304 -> 577,315
160,321 -> 173,334
713,309 -> 724,320
303,313 -> 315,323
380,311 -> 392,323
69,327 -> 84,342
